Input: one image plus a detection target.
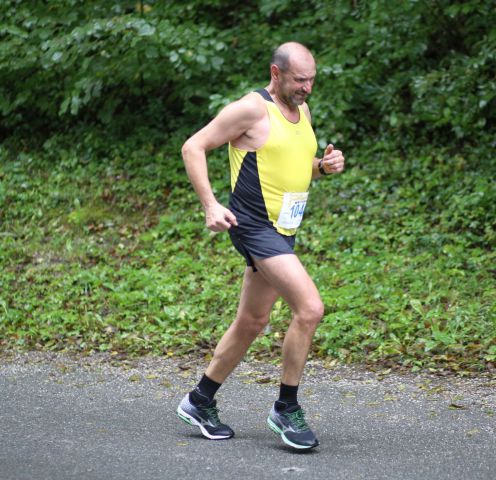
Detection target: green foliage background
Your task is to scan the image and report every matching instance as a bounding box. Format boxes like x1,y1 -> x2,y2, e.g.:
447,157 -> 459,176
1,0 -> 495,371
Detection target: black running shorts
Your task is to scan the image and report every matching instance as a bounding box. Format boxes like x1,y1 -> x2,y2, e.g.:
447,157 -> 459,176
228,224 -> 296,272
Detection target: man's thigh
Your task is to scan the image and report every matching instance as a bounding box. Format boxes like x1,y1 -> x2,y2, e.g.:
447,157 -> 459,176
253,254 -> 321,314
237,267 -> 280,319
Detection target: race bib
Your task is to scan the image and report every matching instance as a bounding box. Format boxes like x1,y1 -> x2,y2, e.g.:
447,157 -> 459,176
276,192 -> 309,230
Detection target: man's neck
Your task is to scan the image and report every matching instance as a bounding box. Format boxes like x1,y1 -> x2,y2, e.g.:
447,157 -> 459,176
265,86 -> 300,122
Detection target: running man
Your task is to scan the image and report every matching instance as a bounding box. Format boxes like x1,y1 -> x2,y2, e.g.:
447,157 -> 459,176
177,42 -> 345,450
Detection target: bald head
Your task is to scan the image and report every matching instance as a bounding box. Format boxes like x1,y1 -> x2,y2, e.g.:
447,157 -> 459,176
268,42 -> 316,108
270,42 -> 315,73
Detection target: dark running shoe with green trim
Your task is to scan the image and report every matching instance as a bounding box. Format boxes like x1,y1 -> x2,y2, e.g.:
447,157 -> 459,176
177,393 -> 234,440
267,401 -> 319,450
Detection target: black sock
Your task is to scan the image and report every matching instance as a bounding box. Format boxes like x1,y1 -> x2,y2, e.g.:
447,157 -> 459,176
190,374 -> 221,405
277,382 -> 299,408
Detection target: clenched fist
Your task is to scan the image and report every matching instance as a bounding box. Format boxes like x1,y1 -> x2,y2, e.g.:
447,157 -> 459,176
320,144 -> 345,175
205,202 -> 238,232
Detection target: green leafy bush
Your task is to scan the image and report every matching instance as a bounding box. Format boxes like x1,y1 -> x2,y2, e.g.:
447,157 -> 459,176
2,0 -> 494,146
1,1 -> 495,371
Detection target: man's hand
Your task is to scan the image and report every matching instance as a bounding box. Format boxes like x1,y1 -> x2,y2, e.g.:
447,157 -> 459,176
321,144 -> 345,174
205,202 -> 238,232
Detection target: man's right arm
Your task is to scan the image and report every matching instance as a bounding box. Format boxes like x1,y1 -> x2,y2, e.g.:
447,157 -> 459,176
181,94 -> 264,232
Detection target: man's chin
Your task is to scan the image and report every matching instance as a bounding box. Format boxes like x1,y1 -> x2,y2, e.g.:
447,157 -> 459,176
292,94 -> 307,106
292,99 -> 305,107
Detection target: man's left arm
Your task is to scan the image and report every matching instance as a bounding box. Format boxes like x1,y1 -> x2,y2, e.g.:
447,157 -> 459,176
301,103 -> 345,179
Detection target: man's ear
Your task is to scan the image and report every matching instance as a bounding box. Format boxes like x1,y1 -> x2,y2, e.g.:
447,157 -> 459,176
270,64 -> 280,82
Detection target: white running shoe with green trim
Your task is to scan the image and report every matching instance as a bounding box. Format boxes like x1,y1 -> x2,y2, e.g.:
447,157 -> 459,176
267,401 -> 319,450
177,394 -> 234,440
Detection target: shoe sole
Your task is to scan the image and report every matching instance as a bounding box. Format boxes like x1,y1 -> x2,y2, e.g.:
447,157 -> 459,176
267,417 -> 318,450
176,405 -> 234,440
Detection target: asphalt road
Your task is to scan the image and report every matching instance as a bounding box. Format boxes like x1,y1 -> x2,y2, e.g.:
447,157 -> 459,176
1,352 -> 495,480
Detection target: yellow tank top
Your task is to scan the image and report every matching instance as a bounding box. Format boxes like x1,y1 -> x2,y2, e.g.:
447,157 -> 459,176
228,89 -> 318,235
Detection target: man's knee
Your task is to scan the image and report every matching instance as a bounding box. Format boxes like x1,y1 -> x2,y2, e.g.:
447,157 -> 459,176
236,311 -> 270,334
295,298 -> 324,329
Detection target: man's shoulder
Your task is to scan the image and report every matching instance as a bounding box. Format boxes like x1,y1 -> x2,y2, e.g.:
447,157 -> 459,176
226,91 -> 266,120
301,101 -> 312,122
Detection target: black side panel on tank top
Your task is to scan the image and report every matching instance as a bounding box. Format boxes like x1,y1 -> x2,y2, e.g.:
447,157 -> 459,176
228,151 -> 272,229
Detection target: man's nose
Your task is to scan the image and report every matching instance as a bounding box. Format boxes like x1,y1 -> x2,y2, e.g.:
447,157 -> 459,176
302,80 -> 312,93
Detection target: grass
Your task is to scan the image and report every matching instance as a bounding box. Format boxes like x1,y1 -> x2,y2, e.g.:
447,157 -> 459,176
0,132 -> 495,373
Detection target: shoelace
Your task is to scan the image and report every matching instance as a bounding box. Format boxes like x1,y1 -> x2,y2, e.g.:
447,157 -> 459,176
202,405 -> 222,426
285,409 -> 310,432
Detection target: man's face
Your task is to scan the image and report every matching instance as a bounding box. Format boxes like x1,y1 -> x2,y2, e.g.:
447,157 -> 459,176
277,59 -> 316,107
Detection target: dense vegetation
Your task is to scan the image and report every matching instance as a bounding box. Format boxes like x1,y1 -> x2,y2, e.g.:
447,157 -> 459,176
1,1 -> 495,372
